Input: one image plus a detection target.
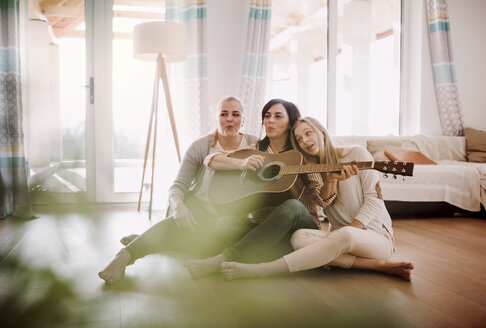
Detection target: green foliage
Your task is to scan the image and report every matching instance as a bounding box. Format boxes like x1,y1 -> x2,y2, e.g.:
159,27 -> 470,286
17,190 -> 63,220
0,255 -> 87,328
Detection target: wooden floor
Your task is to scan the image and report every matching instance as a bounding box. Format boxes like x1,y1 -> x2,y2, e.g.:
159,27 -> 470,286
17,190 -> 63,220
1,204 -> 486,328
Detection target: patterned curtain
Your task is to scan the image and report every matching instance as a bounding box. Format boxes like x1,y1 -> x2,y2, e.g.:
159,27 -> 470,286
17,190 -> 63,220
166,0 -> 209,145
0,0 -> 33,219
239,0 -> 272,136
426,0 -> 464,136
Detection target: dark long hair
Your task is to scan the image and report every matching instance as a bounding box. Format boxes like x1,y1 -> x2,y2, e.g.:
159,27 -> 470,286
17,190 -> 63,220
257,99 -> 302,152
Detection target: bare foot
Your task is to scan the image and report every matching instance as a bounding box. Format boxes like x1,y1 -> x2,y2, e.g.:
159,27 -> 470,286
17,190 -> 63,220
98,249 -> 131,285
221,258 -> 289,280
120,234 -> 139,246
378,261 -> 414,281
183,254 -> 225,279
220,262 -> 262,280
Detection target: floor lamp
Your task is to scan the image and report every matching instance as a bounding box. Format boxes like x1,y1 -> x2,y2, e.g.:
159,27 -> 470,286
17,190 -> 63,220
133,21 -> 187,219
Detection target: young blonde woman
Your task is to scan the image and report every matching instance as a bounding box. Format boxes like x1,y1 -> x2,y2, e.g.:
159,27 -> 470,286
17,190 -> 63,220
98,96 -> 258,285
184,101 -> 358,278
219,117 -> 414,281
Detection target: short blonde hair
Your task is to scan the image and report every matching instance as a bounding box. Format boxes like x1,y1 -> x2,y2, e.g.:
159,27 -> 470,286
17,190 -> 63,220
212,96 -> 245,146
218,96 -> 244,113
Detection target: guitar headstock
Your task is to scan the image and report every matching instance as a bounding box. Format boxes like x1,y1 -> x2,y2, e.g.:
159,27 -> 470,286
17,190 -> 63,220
373,161 -> 414,177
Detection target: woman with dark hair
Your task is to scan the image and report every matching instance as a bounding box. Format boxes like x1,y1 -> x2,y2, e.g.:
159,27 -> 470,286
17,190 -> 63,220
184,100 -> 358,278
256,98 -> 302,152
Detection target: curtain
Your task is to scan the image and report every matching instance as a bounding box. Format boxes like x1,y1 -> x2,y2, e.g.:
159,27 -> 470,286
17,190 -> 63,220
426,0 -> 464,136
0,0 -> 33,219
239,0 -> 272,136
166,0 -> 209,146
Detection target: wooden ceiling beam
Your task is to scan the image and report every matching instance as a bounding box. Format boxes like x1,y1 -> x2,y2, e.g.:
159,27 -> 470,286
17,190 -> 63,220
28,0 -> 47,21
36,0 -> 166,40
49,9 -> 83,27
41,2 -> 83,18
43,8 -> 82,18
41,0 -> 72,7
53,15 -> 83,31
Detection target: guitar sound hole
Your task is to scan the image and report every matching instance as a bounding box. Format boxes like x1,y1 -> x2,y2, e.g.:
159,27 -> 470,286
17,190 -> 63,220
261,165 -> 281,180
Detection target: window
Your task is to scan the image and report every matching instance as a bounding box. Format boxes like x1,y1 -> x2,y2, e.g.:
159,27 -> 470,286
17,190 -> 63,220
268,0 -> 328,125
268,0 -> 401,136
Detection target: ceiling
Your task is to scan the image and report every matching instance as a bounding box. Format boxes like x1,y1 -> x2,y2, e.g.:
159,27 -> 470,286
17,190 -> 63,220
29,0 -> 164,39
29,0 -> 396,63
29,0 -> 329,64
29,0 -> 328,40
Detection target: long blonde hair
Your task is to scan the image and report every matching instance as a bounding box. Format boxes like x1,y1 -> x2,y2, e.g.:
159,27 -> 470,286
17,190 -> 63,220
291,117 -> 345,205
290,117 -> 340,173
212,96 -> 244,147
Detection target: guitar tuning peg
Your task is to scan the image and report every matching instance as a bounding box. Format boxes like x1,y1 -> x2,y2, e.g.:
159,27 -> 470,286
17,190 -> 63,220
393,174 -> 397,180
384,173 -> 388,178
402,176 -> 405,181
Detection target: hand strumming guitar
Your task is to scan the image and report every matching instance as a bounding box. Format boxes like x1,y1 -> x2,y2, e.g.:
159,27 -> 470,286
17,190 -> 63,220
239,154 -> 265,171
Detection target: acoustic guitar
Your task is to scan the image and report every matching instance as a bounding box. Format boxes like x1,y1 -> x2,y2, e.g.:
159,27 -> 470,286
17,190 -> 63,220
208,149 -> 414,215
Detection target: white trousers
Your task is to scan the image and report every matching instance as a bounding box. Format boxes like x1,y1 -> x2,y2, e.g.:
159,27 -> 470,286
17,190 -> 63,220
283,226 -> 394,272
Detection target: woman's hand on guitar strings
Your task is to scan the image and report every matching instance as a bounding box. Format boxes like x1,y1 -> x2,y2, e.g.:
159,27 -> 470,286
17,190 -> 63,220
239,155 -> 265,171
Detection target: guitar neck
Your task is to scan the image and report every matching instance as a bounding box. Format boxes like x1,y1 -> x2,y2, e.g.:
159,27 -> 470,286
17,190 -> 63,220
280,161 -> 374,175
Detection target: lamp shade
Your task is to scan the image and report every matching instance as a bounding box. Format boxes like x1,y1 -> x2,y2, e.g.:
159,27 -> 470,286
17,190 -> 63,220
133,21 -> 187,62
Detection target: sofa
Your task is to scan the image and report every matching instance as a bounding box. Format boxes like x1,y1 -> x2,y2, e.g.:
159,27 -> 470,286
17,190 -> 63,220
332,131 -> 486,216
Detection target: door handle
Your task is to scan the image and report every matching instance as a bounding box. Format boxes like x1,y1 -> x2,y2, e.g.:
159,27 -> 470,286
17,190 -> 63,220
81,77 -> 94,104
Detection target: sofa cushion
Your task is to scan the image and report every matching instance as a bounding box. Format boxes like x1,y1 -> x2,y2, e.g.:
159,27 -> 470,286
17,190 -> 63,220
372,151 -> 390,161
465,127 -> 486,163
367,138 -> 418,162
413,135 -> 466,161
384,150 -> 437,164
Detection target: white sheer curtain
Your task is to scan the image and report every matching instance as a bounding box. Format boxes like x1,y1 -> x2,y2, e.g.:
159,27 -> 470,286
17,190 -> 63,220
166,0 -> 210,149
426,0 -> 464,136
239,0 -> 272,136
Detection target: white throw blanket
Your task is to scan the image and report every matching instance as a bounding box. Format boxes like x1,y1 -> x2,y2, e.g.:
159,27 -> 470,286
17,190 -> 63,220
379,162 -> 482,212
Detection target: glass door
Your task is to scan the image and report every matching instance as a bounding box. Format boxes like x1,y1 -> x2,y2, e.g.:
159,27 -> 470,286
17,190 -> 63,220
24,0 -> 94,203
107,0 -> 179,206
24,0 -> 175,205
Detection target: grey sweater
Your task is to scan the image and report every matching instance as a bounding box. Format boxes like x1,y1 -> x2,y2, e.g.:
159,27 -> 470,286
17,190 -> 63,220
168,133 -> 259,201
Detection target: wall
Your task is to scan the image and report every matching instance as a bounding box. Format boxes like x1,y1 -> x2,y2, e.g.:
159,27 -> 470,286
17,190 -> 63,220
448,0 -> 486,131
418,0 -> 486,134
206,0 -> 249,115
